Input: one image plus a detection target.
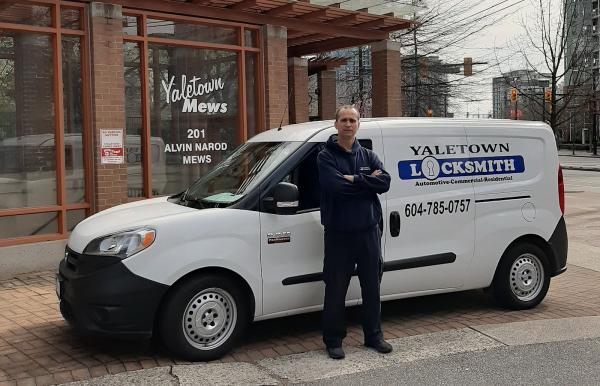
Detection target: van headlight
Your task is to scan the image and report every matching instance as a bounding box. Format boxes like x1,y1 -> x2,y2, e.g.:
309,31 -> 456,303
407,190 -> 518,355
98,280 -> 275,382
84,228 -> 156,259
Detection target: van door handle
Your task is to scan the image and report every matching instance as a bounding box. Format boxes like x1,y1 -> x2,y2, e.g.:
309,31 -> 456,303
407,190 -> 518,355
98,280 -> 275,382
390,211 -> 400,237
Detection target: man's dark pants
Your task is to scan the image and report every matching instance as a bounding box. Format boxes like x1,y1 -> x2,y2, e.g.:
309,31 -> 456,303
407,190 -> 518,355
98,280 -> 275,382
322,225 -> 383,348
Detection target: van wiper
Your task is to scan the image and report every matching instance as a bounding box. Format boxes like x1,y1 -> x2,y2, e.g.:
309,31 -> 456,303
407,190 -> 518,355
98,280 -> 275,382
181,194 -> 206,209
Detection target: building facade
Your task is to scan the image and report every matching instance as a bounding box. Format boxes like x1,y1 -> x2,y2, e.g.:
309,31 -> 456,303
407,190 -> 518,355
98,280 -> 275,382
492,70 -> 551,122
0,0 -> 409,271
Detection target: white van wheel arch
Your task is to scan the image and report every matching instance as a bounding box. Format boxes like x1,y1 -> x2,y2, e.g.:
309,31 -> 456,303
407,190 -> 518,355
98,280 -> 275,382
158,274 -> 249,361
492,242 -> 550,310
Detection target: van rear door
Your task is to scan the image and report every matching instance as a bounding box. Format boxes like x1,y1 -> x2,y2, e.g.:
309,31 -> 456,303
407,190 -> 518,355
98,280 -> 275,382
377,120 -> 475,295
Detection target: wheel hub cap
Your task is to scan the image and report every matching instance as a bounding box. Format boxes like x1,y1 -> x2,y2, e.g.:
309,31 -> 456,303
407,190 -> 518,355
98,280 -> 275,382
510,254 -> 543,301
183,288 -> 237,350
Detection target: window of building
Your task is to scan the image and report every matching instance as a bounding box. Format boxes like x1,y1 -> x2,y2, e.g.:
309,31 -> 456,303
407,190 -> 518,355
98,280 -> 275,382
123,13 -> 263,198
0,1 -> 90,246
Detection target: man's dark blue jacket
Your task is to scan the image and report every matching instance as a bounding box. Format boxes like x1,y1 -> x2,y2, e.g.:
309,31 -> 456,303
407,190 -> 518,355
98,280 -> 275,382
317,134 -> 391,232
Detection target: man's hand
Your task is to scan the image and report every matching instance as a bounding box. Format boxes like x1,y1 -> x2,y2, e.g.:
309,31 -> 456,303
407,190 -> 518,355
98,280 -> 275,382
371,169 -> 382,177
343,175 -> 354,183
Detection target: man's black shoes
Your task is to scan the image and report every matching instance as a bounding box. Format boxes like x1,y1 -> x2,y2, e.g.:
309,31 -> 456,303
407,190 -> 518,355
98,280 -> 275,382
326,346 -> 345,359
365,340 -> 393,354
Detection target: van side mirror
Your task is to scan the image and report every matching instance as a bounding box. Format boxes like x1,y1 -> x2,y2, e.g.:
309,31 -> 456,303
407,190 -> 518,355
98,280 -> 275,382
273,182 -> 299,215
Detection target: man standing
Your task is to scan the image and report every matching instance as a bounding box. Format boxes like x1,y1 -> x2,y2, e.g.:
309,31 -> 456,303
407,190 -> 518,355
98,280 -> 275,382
317,105 -> 392,360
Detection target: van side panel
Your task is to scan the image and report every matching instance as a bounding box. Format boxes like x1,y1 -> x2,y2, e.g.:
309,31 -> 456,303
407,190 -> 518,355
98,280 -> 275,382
463,122 -> 561,289
122,209 -> 263,316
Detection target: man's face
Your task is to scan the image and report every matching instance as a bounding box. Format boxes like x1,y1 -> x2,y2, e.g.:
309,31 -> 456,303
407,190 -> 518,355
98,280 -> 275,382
334,108 -> 360,142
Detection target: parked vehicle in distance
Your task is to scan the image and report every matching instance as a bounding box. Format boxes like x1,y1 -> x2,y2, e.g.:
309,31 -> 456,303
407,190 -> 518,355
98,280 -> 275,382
57,118 -> 568,361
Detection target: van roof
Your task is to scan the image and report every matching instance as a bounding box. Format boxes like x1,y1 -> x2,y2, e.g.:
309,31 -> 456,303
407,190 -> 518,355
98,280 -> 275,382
248,118 -> 551,143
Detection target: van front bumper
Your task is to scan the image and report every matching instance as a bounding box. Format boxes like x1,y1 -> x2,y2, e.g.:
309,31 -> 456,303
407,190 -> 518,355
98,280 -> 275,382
57,248 -> 169,338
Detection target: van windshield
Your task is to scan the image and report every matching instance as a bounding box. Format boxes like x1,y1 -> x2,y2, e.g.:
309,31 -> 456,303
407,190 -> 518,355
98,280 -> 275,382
180,141 -> 302,208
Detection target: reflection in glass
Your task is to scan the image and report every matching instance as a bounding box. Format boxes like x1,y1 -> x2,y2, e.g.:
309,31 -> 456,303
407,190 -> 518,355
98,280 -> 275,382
147,19 -> 238,45
124,42 -> 144,197
62,36 -> 85,203
67,209 -> 86,231
0,212 -> 58,238
245,52 -> 258,139
0,32 -> 56,209
148,45 -> 240,196
61,8 -> 81,30
0,4 -> 52,27
123,15 -> 139,36
244,29 -> 257,47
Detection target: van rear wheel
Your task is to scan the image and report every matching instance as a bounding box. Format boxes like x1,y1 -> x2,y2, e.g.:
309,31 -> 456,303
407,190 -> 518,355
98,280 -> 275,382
158,275 -> 248,361
492,243 -> 550,310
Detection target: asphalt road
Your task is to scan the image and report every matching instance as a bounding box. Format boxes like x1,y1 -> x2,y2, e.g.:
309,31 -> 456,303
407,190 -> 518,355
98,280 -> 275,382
302,338 -> 600,386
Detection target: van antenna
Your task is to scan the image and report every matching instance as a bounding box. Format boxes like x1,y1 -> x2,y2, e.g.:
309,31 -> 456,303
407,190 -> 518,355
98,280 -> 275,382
277,83 -> 293,131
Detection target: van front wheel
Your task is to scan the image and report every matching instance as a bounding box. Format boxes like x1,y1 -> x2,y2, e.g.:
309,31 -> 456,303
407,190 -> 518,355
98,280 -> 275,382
158,275 -> 248,361
492,243 -> 550,310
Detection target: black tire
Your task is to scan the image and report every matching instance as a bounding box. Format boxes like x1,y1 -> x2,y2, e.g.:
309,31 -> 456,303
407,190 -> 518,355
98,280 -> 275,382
492,243 -> 551,310
158,274 -> 249,361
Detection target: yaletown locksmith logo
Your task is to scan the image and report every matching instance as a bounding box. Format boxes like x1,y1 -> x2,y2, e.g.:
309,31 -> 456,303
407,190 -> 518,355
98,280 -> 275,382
398,143 -> 525,183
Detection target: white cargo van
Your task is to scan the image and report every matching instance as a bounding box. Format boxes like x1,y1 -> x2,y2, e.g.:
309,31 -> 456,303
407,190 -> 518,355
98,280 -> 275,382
57,119 -> 567,361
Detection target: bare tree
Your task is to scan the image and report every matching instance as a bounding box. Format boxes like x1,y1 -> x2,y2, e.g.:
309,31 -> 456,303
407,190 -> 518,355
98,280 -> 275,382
496,0 -> 596,139
331,0 -> 523,118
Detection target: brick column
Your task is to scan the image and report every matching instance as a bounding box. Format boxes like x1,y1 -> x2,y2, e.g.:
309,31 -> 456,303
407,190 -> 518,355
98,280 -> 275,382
90,3 -> 127,211
371,40 -> 402,117
262,25 -> 288,129
288,57 -> 309,124
318,70 -> 337,120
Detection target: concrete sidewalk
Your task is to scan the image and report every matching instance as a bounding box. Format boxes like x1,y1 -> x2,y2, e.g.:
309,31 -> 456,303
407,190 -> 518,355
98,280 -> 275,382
59,316 -> 600,386
559,153 -> 600,171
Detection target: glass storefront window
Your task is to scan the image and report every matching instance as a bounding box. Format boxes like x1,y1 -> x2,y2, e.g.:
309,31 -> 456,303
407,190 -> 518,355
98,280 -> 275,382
244,29 -> 258,47
62,36 -> 85,204
61,8 -> 81,30
0,4 -> 52,27
124,42 -> 144,198
0,212 -> 58,238
147,19 -> 238,45
148,45 -> 239,195
0,32 -> 57,210
245,52 -> 258,139
67,209 -> 86,231
123,15 -> 139,36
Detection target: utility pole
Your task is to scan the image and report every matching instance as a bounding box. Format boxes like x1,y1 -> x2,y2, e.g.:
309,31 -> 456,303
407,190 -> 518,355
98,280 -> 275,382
593,73 -> 598,155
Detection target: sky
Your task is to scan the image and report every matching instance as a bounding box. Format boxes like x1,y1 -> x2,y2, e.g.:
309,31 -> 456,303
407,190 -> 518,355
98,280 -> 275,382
443,0 -> 561,117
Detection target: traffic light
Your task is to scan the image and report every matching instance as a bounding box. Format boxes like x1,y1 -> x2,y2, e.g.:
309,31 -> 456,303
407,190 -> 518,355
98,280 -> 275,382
544,87 -> 552,101
464,57 -> 473,76
510,88 -> 518,102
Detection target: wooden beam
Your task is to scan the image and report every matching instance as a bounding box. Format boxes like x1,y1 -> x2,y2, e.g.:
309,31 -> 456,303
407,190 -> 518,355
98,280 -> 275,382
356,17 -> 387,29
289,36 -> 376,56
112,0 -> 390,41
298,8 -> 331,20
0,1 -> 18,12
288,33 -> 324,46
266,2 -> 299,16
330,14 -> 360,26
188,0 -> 214,4
229,0 -> 260,11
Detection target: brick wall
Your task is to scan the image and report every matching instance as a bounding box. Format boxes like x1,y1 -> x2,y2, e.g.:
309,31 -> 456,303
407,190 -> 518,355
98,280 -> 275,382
371,40 -> 402,117
90,2 -> 128,212
318,70 -> 336,120
288,57 -> 309,124
262,25 -> 288,129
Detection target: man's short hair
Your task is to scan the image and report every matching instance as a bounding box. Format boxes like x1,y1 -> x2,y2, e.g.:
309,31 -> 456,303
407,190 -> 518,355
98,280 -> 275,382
335,105 -> 360,121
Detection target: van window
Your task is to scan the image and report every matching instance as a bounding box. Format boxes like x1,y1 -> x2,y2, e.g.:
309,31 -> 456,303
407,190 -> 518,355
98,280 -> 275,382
278,145 -> 321,213
182,141 -> 302,208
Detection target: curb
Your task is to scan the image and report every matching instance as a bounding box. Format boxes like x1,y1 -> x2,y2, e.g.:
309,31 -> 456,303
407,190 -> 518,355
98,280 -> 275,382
60,316 -> 600,386
561,166 -> 600,172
